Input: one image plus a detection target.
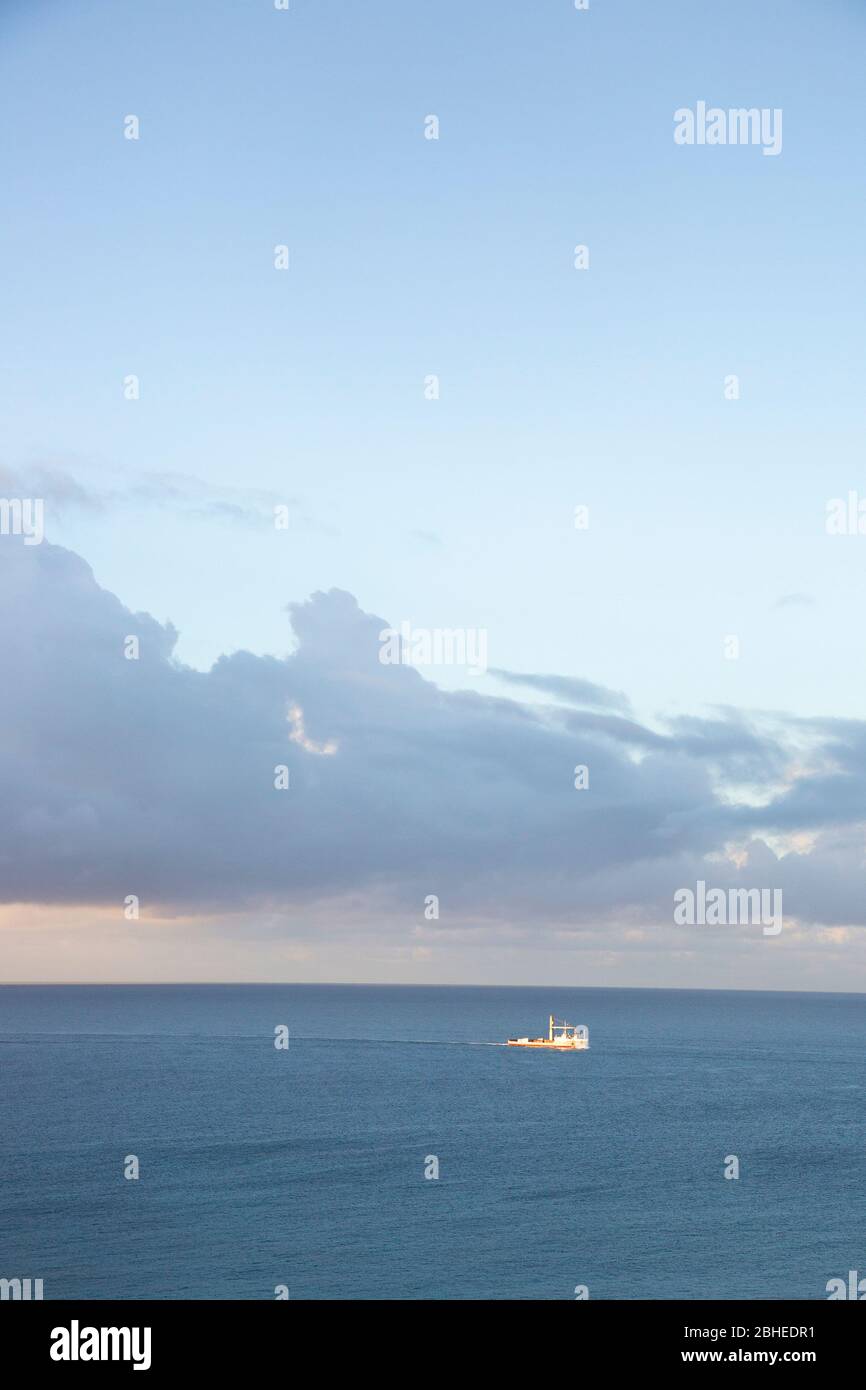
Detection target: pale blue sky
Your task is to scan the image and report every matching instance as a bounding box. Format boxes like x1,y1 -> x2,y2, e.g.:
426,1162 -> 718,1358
3,0 -> 866,720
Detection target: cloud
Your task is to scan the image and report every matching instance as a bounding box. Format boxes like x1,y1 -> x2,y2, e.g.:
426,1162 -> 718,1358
489,668 -> 632,714
1,537 -> 865,939
0,462 -> 310,531
0,464 -> 102,514
774,592 -> 814,609
409,529 -> 444,548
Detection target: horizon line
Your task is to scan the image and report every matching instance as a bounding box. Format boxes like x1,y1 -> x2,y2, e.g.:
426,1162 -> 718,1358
0,980 -> 865,997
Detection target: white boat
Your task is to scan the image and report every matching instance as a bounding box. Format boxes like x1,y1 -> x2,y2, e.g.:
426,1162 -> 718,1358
507,1015 -> 589,1050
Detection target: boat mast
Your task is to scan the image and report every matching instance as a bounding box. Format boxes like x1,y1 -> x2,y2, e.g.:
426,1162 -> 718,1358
549,1014 -> 554,1041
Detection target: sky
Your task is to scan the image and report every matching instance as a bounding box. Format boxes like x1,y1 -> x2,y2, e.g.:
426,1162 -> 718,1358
2,0 -> 866,987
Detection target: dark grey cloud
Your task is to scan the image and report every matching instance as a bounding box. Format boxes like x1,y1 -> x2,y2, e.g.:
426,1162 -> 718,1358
1,538 -> 864,931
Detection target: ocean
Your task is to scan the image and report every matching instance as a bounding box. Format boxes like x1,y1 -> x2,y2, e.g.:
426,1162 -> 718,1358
1,984 -> 863,1300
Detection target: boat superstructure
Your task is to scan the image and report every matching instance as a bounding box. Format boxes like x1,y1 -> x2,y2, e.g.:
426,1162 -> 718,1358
507,1015 -> 589,1050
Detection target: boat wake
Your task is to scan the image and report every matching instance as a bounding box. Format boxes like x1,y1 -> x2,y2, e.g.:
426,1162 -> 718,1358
294,1036 -> 507,1046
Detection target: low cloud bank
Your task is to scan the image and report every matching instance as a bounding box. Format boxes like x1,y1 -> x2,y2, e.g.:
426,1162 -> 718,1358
1,539 -> 864,934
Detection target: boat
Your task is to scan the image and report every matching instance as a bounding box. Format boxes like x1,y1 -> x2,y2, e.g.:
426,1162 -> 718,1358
507,1015 -> 589,1050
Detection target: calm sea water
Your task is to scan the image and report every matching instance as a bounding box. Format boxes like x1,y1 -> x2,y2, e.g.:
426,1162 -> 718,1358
1,984 -> 864,1300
